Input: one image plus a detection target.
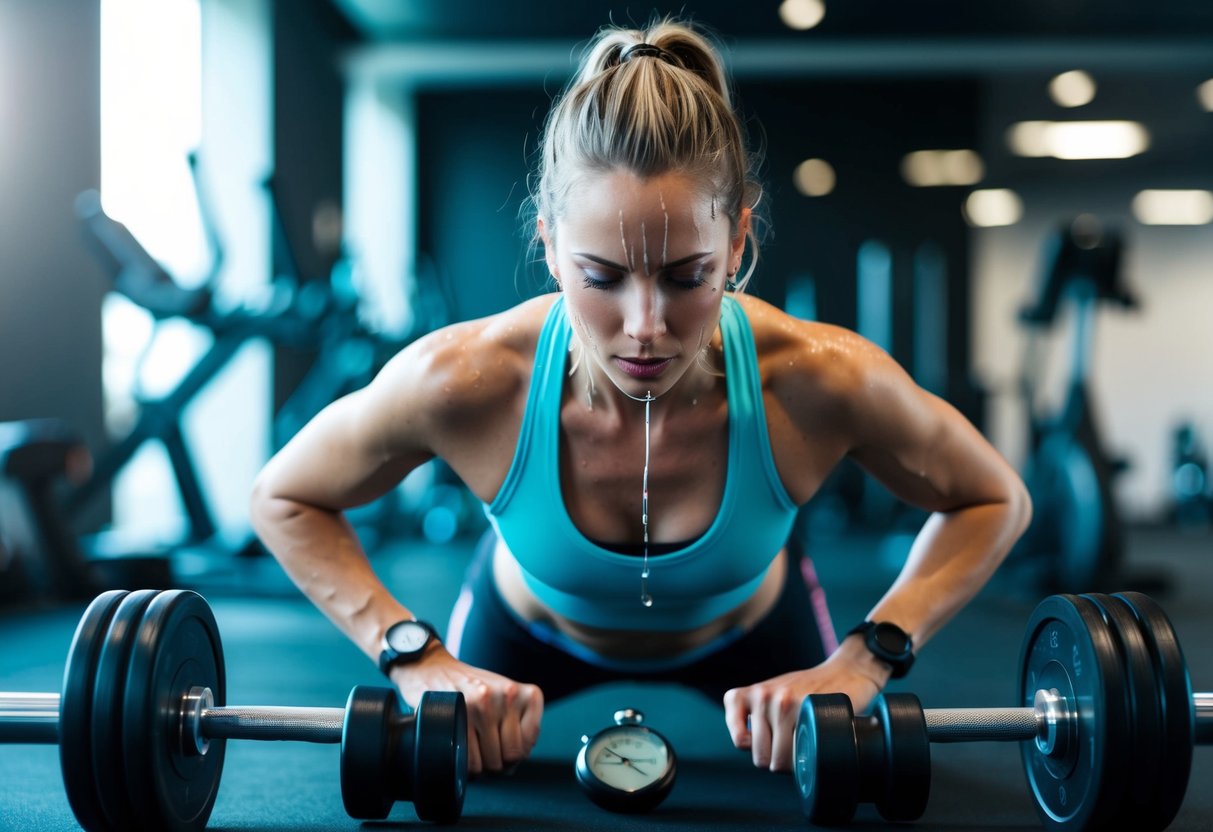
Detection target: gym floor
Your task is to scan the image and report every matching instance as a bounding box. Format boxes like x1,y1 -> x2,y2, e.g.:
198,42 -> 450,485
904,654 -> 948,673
1,524 -> 1210,831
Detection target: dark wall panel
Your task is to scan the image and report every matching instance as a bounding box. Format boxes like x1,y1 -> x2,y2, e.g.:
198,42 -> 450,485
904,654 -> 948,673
740,78 -> 983,422
271,0 -> 359,413
0,0 -> 104,451
416,88 -> 553,323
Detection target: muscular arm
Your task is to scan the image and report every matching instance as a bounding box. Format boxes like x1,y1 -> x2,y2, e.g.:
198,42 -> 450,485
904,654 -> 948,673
726,308 -> 1031,770
839,336 -> 1031,659
248,332 -> 447,661
249,308 -> 544,775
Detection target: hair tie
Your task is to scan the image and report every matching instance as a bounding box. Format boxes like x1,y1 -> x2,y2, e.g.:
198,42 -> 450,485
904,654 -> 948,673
620,43 -> 676,65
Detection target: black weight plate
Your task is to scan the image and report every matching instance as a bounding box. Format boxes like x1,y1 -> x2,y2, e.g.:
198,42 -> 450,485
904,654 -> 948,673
793,693 -> 860,825
60,590 -> 128,832
412,690 -> 468,824
1116,591 -> 1195,831
1083,593 -> 1164,825
340,685 -> 397,820
873,693 -> 930,822
91,589 -> 159,831
1018,593 -> 1131,831
123,590 -> 226,832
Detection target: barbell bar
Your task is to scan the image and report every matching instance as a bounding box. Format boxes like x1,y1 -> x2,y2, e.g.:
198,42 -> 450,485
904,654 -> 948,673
794,591 -> 1210,831
0,588 -> 468,831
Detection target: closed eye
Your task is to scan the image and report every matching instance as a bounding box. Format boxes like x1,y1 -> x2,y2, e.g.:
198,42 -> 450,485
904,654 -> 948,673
573,251 -> 714,291
669,271 -> 708,290
581,271 -> 618,290
581,271 -> 707,291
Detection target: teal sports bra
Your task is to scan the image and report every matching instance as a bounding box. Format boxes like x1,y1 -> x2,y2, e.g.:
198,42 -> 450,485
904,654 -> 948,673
485,295 -> 799,631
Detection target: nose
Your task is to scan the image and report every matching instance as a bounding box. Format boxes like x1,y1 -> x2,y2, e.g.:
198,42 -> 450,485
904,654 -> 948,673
622,282 -> 666,346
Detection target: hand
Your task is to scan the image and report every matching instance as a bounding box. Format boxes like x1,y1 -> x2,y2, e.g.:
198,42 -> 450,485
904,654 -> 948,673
722,646 -> 888,772
391,648 -> 544,776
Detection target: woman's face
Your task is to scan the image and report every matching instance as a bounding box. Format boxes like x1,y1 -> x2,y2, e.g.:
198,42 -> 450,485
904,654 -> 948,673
541,169 -> 747,401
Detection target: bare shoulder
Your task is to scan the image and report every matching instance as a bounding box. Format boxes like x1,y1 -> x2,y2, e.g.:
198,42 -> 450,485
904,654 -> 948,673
732,292 -> 898,417
369,293 -> 557,443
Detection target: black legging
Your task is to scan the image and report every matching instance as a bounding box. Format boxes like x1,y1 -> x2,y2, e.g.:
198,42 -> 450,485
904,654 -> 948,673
447,529 -> 835,704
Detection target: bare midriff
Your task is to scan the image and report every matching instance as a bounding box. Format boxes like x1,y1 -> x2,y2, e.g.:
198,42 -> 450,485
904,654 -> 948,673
491,540 -> 787,660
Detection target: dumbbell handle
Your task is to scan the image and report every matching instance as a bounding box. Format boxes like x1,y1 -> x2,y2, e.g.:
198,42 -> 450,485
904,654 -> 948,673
0,690 -> 345,746
924,691 -> 1213,746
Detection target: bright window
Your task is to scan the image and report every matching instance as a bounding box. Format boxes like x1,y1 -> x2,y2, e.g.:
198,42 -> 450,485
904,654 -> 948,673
100,0 -> 207,542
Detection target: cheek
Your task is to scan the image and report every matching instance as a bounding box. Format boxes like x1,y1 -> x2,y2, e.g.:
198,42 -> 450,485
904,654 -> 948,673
567,300 -> 613,350
671,291 -> 723,329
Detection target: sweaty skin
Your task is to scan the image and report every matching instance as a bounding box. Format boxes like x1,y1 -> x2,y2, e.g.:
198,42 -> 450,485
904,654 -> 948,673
250,169 -> 1030,777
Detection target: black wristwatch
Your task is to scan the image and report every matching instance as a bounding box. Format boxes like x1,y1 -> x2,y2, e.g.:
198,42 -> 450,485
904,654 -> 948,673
377,619 -> 441,677
845,620 -> 915,679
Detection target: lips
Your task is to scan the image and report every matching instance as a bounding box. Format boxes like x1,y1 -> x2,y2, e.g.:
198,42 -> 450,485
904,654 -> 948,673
615,356 -> 674,379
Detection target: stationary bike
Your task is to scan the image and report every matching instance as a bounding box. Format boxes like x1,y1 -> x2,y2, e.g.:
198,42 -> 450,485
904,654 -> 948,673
0,157 -> 426,598
1010,216 -> 1138,593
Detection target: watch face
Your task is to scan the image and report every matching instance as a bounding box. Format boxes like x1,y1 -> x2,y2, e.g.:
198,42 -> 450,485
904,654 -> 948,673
872,622 -> 910,656
387,621 -> 431,653
576,724 -> 676,812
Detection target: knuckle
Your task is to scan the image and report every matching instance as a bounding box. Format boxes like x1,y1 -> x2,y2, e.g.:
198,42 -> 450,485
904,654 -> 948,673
776,690 -> 799,715
462,680 -> 492,707
500,681 -> 519,706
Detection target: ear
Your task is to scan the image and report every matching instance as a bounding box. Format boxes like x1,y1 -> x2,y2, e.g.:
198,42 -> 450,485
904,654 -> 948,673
538,217 -> 560,283
729,207 -> 751,275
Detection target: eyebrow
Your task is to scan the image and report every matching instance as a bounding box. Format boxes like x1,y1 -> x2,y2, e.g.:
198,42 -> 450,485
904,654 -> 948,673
571,251 -> 712,271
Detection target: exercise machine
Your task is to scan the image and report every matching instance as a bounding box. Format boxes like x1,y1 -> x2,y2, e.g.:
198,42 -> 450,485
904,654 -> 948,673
0,155 -> 425,598
1009,216 -> 1138,593
1170,422 -> 1211,528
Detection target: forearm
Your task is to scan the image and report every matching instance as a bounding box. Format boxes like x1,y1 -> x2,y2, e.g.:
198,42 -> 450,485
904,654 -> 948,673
250,492 -> 413,663
863,493 -> 1030,652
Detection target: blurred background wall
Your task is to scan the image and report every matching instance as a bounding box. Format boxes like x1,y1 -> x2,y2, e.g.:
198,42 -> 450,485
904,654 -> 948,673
1,0 -> 1211,559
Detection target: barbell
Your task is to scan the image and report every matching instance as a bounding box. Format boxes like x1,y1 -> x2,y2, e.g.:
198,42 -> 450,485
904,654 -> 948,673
795,591 -> 1212,831
0,588 -> 468,831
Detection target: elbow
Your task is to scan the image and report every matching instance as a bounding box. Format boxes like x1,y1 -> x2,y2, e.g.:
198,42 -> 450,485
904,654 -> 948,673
248,468 -> 301,538
1005,475 -> 1034,546
1015,476 -> 1034,536
248,470 -> 275,534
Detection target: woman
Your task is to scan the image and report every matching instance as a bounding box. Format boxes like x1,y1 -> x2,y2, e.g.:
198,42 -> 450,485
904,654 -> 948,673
250,18 -> 1031,777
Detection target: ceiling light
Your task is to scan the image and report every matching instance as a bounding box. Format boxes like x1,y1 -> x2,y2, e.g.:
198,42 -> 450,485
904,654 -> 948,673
793,158 -> 835,196
1049,70 -> 1096,108
1198,79 -> 1213,112
963,189 -> 1023,227
1132,190 -> 1213,225
1007,120 -> 1149,160
779,0 -> 826,31
901,149 -> 984,187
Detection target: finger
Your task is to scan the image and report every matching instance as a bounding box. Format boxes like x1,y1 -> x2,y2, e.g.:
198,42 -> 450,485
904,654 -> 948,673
497,682 -> 526,765
518,684 -> 544,754
722,688 -> 752,749
466,723 -> 483,776
769,692 -> 799,772
464,681 -> 505,772
748,693 -> 773,769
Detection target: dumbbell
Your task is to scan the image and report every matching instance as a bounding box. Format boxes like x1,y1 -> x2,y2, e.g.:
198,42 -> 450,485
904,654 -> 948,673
0,589 -> 468,831
794,591 -> 1213,831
